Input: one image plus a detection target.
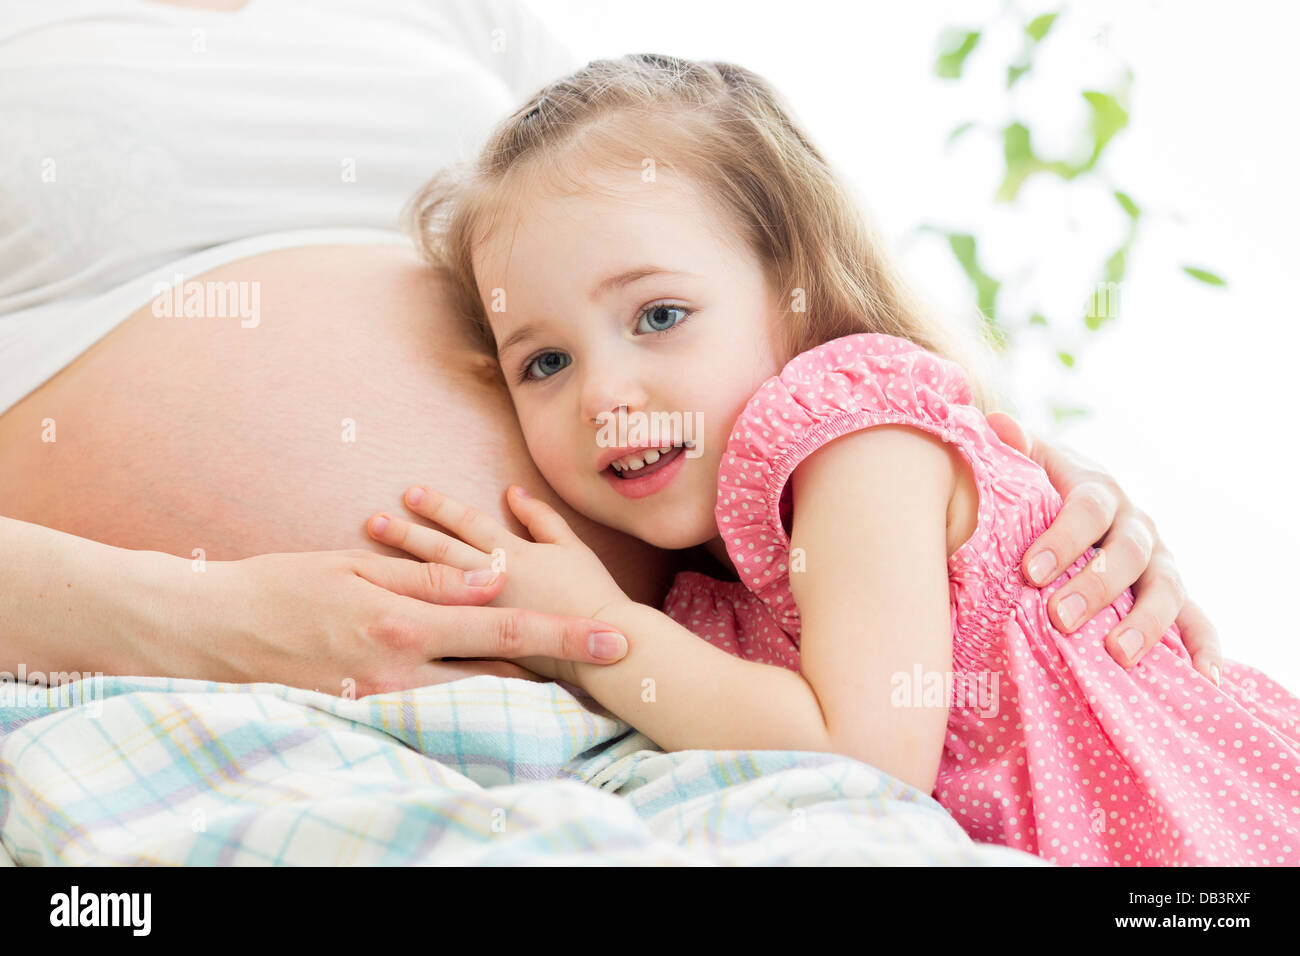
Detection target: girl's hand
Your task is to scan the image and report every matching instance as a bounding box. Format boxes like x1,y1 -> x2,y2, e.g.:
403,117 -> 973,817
367,484 -> 631,680
987,412 -> 1221,684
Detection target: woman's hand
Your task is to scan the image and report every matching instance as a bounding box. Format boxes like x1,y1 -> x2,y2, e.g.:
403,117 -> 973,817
987,412 -> 1222,684
0,515 -> 629,697
201,547 -> 630,694
366,484 -> 632,682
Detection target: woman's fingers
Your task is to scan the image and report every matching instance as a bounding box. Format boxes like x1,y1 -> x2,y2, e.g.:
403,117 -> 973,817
402,485 -> 510,553
1099,551 -> 1183,668
354,659 -> 546,697
506,485 -> 577,544
406,602 -> 628,664
366,511 -> 487,570
351,554 -> 627,664
1044,510 -> 1155,633
420,659 -> 547,684
988,411 -> 1118,586
1171,598 -> 1223,686
988,411 -> 1213,674
985,411 -> 1031,458
1024,481 -> 1120,591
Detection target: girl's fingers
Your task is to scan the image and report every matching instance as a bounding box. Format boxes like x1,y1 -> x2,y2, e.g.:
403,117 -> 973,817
403,486 -> 510,553
349,555 -> 626,665
506,485 -> 577,544
1046,518 -> 1155,633
367,511 -> 487,570
352,549 -> 503,604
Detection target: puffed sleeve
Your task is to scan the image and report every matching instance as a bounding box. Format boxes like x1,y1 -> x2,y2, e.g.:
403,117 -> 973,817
716,332 -> 987,640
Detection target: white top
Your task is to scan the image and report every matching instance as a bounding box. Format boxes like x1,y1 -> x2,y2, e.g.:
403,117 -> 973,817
0,0 -> 581,413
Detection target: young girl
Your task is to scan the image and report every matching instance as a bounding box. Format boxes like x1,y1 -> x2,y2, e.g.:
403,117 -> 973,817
375,54 -> 1300,865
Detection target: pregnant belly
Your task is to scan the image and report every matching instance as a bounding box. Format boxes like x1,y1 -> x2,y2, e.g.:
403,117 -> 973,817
0,243 -> 675,608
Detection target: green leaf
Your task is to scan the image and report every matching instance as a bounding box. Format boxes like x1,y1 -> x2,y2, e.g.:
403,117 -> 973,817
996,123 -> 1083,201
935,30 -> 981,79
1084,301 -> 1104,330
996,122 -> 1035,201
1113,190 -> 1140,220
1081,91 -> 1129,168
946,232 -> 1001,322
1104,246 -> 1127,284
1007,61 -> 1031,87
946,121 -> 975,147
1026,12 -> 1058,43
1003,122 -> 1033,165
1057,350 -> 1075,368
1182,266 -> 1227,286
1029,312 -> 1049,327
1051,403 -> 1091,426
1084,275 -> 1123,330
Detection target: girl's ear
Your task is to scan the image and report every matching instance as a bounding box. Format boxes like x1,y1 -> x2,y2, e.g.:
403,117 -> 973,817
456,348 -> 505,387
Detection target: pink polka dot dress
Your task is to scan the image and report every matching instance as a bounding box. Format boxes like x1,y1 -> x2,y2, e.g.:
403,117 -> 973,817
662,332 -> 1300,865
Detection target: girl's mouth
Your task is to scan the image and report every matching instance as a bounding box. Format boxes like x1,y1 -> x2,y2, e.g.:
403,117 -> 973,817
607,443 -> 685,478
602,444 -> 689,499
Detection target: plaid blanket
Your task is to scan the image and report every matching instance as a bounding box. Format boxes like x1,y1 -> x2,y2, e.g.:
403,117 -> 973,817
0,674 -> 1047,866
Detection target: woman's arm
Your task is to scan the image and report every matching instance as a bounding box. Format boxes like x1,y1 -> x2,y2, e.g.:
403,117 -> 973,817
0,515 -> 630,694
988,413 -> 1221,682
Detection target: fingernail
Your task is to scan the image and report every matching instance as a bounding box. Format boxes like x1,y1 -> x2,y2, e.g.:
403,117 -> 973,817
588,631 -> 626,659
465,569 -> 499,587
1116,628 -> 1143,665
370,514 -> 389,535
513,485 -> 530,499
407,487 -> 426,505
1211,663 -> 1221,687
1058,592 -> 1086,630
1027,550 -> 1056,585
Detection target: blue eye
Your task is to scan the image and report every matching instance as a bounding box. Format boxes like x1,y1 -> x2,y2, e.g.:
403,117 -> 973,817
521,351 -> 571,383
635,303 -> 692,335
516,302 -> 694,385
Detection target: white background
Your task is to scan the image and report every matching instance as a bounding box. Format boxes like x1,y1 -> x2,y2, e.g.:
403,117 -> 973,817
529,0 -> 1300,689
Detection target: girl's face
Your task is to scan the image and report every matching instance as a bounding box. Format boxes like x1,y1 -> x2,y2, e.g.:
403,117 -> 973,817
473,165 -> 786,551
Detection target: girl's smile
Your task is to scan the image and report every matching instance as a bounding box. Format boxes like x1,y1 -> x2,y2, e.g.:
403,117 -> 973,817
601,440 -> 690,499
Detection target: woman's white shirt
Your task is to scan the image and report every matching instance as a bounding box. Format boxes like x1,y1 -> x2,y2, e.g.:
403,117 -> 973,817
0,0 -> 580,412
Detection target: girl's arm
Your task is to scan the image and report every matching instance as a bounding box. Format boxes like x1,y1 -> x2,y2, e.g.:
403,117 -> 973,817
364,450 -> 955,793
571,424 -> 956,793
565,600 -> 834,756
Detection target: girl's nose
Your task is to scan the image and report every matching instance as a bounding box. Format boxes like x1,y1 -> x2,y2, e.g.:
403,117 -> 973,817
581,379 -> 649,428
589,403 -> 629,427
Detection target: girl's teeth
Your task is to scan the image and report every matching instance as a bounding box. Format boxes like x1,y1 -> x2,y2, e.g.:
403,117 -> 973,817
612,445 -> 675,472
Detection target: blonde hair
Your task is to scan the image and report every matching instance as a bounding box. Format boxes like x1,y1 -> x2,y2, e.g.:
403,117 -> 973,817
405,53 -> 1007,412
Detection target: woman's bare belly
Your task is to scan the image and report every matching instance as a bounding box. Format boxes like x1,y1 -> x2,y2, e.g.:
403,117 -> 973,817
0,243 -> 677,609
